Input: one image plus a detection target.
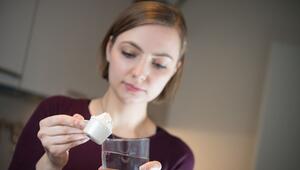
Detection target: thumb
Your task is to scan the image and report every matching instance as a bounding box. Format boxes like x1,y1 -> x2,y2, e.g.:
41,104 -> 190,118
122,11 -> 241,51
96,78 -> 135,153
72,113 -> 86,129
73,113 -> 84,120
139,161 -> 162,170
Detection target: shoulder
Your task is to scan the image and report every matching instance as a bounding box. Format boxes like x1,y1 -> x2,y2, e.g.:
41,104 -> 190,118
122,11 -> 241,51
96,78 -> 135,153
155,127 -> 193,156
151,127 -> 195,169
37,95 -> 90,117
40,95 -> 85,105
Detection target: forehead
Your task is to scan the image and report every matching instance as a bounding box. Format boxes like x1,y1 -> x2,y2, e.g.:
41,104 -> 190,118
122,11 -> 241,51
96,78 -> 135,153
114,24 -> 181,60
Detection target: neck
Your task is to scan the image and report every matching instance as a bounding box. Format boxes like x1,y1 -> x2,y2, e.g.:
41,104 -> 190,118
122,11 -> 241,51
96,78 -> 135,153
98,87 -> 149,130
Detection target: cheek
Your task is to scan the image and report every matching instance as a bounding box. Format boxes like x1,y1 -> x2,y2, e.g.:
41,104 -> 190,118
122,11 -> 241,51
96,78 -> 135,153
108,52 -> 130,80
149,72 -> 174,94
108,61 -> 126,83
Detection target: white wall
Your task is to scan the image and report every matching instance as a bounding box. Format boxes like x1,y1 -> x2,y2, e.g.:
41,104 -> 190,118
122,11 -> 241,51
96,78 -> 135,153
165,0 -> 300,170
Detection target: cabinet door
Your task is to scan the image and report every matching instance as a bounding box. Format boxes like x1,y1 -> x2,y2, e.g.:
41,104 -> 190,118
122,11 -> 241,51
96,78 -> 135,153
0,0 -> 37,86
21,0 -> 130,97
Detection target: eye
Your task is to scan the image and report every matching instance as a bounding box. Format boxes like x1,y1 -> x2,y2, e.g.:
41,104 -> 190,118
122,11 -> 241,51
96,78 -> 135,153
152,62 -> 167,69
122,51 -> 136,59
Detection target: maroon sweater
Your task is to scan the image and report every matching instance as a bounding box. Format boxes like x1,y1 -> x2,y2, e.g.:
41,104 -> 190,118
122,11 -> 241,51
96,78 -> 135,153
9,96 -> 194,170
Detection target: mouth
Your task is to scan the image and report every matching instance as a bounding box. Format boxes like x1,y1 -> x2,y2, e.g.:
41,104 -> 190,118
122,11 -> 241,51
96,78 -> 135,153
123,82 -> 145,93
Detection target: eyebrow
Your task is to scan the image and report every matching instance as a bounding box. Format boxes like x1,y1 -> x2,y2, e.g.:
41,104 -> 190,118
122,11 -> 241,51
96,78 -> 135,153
121,41 -> 174,60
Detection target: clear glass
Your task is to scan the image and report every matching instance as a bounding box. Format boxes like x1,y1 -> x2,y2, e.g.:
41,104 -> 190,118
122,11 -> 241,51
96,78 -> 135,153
101,138 -> 150,170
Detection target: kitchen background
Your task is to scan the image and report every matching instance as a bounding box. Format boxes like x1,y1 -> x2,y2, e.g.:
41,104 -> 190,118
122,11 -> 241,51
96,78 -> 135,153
0,0 -> 299,170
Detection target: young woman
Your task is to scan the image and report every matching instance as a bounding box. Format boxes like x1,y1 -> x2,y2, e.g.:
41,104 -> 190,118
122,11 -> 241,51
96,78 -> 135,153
9,1 -> 194,170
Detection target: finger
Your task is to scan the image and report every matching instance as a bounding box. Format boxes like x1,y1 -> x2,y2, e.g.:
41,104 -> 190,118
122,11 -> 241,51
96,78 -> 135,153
72,114 -> 86,129
98,166 -> 118,170
139,161 -> 162,170
73,113 -> 84,120
39,126 -> 85,136
46,138 -> 89,156
61,137 -> 89,151
40,115 -> 80,128
45,134 -> 88,145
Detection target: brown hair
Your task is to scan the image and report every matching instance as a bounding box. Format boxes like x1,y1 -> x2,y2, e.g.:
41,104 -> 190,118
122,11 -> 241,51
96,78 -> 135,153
100,1 -> 187,103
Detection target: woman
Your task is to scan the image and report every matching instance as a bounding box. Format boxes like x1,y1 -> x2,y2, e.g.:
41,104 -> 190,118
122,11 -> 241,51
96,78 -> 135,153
9,1 -> 194,170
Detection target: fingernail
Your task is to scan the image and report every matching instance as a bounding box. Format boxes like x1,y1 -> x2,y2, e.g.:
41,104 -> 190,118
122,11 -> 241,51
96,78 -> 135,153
79,121 -> 85,128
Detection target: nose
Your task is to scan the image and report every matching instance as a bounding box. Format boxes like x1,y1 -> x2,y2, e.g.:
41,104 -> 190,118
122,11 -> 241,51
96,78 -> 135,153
131,57 -> 150,82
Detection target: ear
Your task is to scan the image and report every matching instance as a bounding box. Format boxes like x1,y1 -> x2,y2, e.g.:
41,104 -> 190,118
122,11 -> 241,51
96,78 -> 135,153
106,36 -> 114,62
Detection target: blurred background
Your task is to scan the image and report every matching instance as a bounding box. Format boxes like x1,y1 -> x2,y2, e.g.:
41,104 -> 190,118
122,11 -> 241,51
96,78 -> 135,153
0,0 -> 299,169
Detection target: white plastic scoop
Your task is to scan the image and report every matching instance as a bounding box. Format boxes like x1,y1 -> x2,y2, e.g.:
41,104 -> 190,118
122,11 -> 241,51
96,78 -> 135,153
83,112 -> 112,145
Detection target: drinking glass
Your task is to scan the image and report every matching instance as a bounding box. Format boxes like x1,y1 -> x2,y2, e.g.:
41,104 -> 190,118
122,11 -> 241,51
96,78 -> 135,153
101,138 -> 150,170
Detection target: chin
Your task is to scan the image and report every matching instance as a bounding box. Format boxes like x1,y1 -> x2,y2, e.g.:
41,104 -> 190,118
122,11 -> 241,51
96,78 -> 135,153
116,92 -> 147,104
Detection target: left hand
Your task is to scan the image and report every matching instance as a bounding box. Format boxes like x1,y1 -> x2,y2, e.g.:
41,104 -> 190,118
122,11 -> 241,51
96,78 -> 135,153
98,160 -> 162,170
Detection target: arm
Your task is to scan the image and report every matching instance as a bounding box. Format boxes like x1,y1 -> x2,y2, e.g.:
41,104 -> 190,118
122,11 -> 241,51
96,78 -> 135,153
8,97 -> 88,170
36,153 -> 63,170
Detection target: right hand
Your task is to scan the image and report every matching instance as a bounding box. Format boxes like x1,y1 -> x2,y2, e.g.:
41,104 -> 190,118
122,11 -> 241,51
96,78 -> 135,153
37,114 -> 89,169
98,161 -> 162,170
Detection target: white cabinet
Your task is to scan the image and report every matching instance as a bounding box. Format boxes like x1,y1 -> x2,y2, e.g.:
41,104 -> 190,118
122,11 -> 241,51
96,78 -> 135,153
0,0 -> 37,86
1,0 -> 131,97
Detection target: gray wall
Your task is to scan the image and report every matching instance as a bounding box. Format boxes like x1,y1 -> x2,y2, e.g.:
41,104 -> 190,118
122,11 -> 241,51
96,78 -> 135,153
255,42 -> 300,170
165,0 -> 300,169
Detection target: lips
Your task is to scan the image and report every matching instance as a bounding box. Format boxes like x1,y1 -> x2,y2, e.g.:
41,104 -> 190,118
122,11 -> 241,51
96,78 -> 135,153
123,82 -> 145,93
